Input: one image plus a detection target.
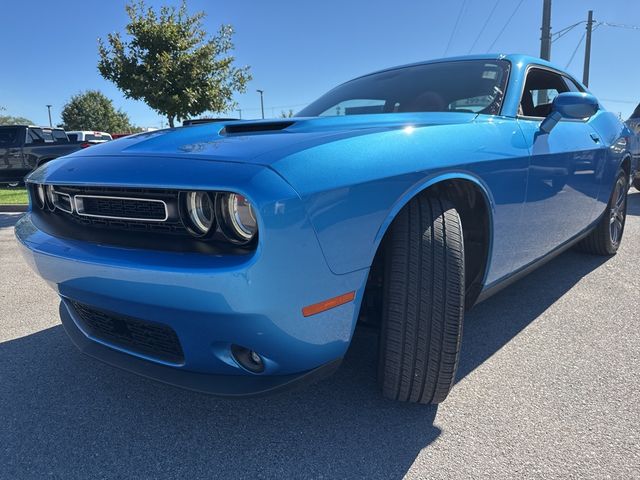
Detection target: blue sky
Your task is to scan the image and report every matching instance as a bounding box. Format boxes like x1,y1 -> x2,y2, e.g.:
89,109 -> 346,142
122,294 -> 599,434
1,0 -> 638,127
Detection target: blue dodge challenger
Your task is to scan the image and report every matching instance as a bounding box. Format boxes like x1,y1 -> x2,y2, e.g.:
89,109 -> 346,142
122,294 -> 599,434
16,55 -> 633,404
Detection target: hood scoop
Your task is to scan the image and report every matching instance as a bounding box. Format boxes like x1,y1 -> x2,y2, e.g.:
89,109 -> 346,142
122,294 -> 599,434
220,121 -> 296,135
220,121 -> 295,136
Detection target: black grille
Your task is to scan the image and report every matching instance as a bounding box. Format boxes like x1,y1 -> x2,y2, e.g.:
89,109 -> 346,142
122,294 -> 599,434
78,196 -> 167,221
70,301 -> 184,364
69,215 -> 188,234
36,185 -> 190,237
29,184 -> 255,255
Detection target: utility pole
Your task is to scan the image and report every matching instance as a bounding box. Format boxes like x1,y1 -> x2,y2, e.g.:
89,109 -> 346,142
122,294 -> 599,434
540,0 -> 552,60
256,90 -> 265,119
46,105 -> 52,127
583,10 -> 594,87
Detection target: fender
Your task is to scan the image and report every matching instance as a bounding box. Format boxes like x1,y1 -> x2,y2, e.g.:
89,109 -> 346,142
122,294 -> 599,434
371,171 -> 496,287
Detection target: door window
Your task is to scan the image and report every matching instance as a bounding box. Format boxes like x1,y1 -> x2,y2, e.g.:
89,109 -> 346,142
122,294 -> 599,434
519,68 -> 573,118
0,127 -> 20,147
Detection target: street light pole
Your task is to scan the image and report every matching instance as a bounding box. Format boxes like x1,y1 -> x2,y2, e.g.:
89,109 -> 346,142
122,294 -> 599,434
256,90 -> 264,119
583,10 -> 594,87
236,108 -> 242,119
46,105 -> 52,127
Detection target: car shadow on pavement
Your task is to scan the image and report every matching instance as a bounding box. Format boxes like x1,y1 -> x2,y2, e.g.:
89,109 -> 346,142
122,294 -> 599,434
0,212 -> 23,229
0,214 -> 611,479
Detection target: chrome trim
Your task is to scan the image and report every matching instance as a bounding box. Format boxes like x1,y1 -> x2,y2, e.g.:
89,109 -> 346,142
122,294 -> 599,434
73,195 -> 169,222
53,191 -> 74,214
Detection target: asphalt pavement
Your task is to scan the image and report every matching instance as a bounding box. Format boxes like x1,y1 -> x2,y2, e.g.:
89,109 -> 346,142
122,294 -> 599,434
1,191 -> 639,479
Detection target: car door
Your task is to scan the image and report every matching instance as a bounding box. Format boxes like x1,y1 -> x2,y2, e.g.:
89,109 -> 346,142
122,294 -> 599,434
513,67 -> 607,270
0,127 -> 26,180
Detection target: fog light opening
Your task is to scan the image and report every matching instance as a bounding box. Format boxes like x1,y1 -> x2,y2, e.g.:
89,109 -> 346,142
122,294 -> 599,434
231,344 -> 265,373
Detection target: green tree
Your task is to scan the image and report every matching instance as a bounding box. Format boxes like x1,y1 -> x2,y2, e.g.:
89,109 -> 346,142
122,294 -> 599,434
0,106 -> 33,125
98,0 -> 252,128
60,90 -> 135,132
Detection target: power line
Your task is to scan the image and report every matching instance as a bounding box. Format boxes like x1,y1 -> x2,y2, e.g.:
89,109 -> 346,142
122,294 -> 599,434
552,21 -> 585,43
565,31 -> 586,68
444,0 -> 468,56
468,0 -> 500,53
600,98 -> 638,104
598,21 -> 640,30
486,0 -> 525,52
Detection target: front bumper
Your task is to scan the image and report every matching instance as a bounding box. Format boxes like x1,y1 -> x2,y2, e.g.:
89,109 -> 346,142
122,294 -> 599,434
16,158 -> 369,395
59,300 -> 342,396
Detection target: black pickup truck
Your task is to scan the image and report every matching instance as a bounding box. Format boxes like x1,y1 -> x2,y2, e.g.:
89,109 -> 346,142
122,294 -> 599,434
0,125 -> 82,185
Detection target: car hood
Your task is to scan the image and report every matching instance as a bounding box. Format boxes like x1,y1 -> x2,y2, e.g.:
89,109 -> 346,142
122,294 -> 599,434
63,112 -> 478,166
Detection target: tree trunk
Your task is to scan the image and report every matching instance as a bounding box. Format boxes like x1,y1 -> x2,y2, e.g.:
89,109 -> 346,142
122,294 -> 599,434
168,116 -> 175,128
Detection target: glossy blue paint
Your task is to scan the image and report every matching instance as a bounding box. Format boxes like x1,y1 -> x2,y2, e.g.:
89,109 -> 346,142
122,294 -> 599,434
15,54 -> 632,395
553,92 -> 599,119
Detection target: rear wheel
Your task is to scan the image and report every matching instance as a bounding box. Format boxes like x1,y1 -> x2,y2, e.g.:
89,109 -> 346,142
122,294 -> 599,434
577,170 -> 628,255
633,177 -> 640,191
378,195 -> 465,404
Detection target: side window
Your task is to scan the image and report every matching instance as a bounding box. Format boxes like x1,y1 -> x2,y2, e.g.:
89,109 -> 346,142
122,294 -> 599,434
519,68 -> 571,118
0,127 -> 21,147
27,128 -> 46,144
562,76 -> 583,92
52,129 -> 69,144
40,129 -> 55,143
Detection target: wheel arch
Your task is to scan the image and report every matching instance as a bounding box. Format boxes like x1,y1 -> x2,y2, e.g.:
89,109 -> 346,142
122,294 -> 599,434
364,173 -> 495,313
620,154 -> 631,179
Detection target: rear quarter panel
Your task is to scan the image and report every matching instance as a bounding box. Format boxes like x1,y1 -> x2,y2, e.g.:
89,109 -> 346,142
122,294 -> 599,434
589,110 -> 635,207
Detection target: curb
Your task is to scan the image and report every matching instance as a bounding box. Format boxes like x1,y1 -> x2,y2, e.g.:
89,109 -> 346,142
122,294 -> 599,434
0,204 -> 28,213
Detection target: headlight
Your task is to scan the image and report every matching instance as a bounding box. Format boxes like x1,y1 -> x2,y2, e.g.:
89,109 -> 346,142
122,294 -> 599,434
45,185 -> 56,211
181,191 -> 216,237
35,184 -> 46,209
217,192 -> 258,244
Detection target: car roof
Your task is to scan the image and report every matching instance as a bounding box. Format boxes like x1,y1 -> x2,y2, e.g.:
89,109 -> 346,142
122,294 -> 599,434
66,130 -> 111,134
0,125 -> 64,129
349,53 -> 562,81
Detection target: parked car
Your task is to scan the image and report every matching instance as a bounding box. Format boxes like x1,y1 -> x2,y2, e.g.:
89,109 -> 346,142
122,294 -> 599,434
16,55 -> 633,404
625,103 -> 640,190
0,125 -> 81,185
66,130 -> 113,146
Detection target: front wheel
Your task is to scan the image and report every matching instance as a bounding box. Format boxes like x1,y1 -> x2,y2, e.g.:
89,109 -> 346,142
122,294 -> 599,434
633,176 -> 640,191
577,170 -> 628,255
378,195 -> 465,404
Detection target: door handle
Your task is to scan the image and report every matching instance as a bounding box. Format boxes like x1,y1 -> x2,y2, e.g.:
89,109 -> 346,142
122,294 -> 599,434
590,133 -> 600,143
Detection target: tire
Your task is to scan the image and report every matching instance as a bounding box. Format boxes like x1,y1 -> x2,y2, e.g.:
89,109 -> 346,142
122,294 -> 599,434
378,195 -> 465,404
577,170 -> 628,255
633,176 -> 640,191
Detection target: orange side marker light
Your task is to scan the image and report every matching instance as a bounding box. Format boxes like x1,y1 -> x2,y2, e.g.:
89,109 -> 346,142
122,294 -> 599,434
302,291 -> 356,317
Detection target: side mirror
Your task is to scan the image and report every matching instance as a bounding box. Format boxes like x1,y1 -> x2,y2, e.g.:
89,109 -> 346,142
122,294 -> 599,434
539,92 -> 599,134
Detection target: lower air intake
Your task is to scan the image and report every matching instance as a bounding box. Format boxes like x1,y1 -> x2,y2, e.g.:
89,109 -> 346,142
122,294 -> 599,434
69,301 -> 184,364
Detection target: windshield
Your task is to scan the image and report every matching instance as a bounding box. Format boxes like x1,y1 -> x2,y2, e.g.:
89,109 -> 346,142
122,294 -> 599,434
298,59 -> 510,117
85,133 -> 112,141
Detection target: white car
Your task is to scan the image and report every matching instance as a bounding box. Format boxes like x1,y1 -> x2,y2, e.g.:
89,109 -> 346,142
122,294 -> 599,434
66,131 -> 113,145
